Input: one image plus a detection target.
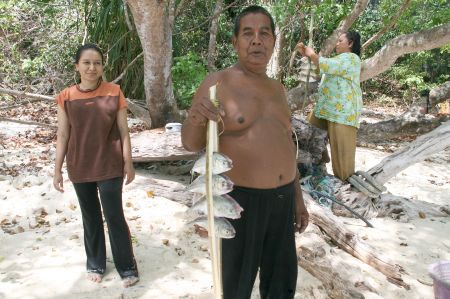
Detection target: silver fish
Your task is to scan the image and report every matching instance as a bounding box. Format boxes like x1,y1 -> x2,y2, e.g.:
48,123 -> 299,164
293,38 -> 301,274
189,216 -> 236,239
187,194 -> 243,219
187,174 -> 234,195
192,152 -> 233,175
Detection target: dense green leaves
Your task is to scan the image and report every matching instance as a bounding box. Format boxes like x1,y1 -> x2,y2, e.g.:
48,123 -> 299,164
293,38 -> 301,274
172,52 -> 208,109
0,0 -> 448,108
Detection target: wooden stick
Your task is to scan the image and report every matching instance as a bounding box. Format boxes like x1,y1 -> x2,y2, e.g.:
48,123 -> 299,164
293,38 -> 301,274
0,117 -> 56,128
0,87 -> 54,101
207,84 -> 222,298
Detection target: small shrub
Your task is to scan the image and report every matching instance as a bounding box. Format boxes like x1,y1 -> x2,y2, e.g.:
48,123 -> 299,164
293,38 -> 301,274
172,52 -> 208,109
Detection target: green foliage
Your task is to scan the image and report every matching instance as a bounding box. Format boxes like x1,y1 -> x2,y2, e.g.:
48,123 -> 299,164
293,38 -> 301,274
284,75 -> 299,90
352,0 -> 450,103
1,0 -> 449,112
0,0 -> 82,93
172,52 -> 208,109
87,0 -> 144,100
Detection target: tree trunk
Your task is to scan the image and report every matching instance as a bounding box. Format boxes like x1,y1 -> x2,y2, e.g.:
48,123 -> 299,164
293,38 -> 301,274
206,0 -> 223,72
367,120 -> 450,185
320,0 -> 369,56
297,228 -> 367,298
429,80 -> 450,108
267,24 -> 286,80
358,112 -> 449,144
361,23 -> 450,81
304,193 -> 410,289
335,121 -> 450,220
126,0 -> 179,128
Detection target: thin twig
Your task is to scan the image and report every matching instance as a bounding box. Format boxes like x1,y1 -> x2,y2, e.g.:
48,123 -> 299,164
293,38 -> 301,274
0,117 -> 56,128
362,0 -> 412,52
112,52 -> 144,83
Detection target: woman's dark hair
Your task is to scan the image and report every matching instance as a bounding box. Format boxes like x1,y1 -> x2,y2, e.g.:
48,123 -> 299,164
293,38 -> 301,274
74,44 -> 104,64
233,5 -> 275,37
345,31 -> 361,57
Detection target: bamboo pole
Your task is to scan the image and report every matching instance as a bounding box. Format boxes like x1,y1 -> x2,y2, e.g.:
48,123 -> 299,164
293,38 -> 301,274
207,84 -> 223,298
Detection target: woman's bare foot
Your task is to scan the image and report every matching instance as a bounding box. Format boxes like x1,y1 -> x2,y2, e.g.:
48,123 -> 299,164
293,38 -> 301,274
122,276 -> 139,288
87,272 -> 103,283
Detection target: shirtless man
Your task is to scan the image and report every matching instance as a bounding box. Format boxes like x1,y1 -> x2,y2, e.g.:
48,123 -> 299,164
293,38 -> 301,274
181,5 -> 309,299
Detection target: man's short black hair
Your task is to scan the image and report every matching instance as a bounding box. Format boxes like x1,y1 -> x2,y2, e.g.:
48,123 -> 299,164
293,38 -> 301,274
233,5 -> 275,37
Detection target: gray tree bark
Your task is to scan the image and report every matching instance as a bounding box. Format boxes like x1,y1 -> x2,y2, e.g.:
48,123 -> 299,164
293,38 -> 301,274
126,0 -> 179,128
361,23 -> 450,82
207,0 -> 223,72
367,120 -> 450,185
429,80 -> 450,108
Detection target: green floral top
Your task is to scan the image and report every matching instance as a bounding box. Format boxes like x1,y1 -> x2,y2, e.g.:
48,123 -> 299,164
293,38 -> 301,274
313,52 -> 362,128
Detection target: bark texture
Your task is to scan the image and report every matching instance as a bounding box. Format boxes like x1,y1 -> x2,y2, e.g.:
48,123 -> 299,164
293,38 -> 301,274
429,80 -> 450,108
361,23 -> 450,82
206,0 -> 223,71
126,0 -> 179,128
367,120 -> 450,185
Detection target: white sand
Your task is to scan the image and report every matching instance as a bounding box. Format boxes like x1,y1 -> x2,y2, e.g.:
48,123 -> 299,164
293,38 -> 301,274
0,121 -> 449,299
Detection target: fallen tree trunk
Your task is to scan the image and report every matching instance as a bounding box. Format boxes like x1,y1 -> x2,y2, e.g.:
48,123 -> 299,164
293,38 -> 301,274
335,120 -> 450,219
358,111 -> 449,144
367,120 -> 450,184
150,173 -> 409,290
0,117 -> 56,128
429,80 -> 450,108
297,226 -> 371,298
304,193 -> 410,289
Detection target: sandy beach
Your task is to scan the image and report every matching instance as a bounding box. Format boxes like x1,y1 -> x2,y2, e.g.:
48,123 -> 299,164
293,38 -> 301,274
1,120 -> 449,299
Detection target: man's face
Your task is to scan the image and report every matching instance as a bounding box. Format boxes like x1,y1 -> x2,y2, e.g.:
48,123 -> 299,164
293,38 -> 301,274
233,13 -> 275,69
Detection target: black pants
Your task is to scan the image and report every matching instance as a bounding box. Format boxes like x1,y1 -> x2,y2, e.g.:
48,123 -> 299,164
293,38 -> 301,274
222,182 -> 298,299
73,177 -> 138,278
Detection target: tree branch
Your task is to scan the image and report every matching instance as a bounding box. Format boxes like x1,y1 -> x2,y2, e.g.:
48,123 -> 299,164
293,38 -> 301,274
361,0 -> 412,52
361,23 -> 450,81
0,117 -> 57,128
0,87 -> 54,101
320,0 -> 369,56
112,52 -> 143,83
122,0 -> 134,31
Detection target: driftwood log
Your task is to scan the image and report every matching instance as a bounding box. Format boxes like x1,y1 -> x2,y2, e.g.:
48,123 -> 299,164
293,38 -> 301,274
297,224 -> 387,298
367,120 -> 450,184
292,115 -> 450,220
304,193 -> 410,289
138,172 -> 410,290
297,229 -> 367,299
358,111 -> 449,144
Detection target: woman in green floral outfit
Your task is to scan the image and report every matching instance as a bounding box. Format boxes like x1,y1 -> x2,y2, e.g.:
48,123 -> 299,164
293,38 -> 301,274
297,31 -> 362,180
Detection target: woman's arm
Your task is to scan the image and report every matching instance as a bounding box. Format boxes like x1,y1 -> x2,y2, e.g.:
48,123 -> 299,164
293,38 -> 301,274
297,43 -> 357,78
117,108 -> 135,185
53,105 -> 70,192
296,42 -> 319,66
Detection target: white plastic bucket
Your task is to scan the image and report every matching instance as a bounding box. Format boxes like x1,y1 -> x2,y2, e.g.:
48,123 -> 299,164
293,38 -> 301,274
429,261 -> 450,299
165,122 -> 182,133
